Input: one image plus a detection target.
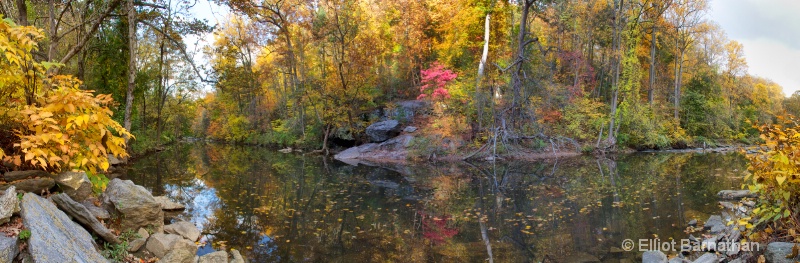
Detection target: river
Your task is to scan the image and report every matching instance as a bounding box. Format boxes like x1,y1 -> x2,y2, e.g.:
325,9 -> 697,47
120,142 -> 746,262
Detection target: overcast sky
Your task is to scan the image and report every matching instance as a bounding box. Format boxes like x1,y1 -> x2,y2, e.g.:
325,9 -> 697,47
709,0 -> 800,96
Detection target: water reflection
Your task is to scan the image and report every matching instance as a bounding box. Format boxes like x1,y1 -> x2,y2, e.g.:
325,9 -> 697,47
122,143 -> 745,262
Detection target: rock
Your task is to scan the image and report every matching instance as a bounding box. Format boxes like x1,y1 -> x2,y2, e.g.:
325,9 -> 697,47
157,238 -> 197,263
0,235 -> 18,263
20,193 -> 106,262
145,233 -> 182,258
138,227 -> 151,239
0,186 -> 19,224
704,215 -> 724,230
2,170 -> 49,182
102,179 -> 164,232
165,221 -> 201,242
55,171 -> 92,202
128,237 -> 147,252
691,253 -> 717,263
688,219 -> 697,227
403,126 -> 418,133
127,228 -> 151,252
727,229 -> 741,242
366,120 -> 401,142
563,251 -> 600,262
199,251 -> 229,263
230,249 -> 245,263
334,134 -> 414,162
742,200 -> 756,207
642,250 -> 668,263
719,201 -> 736,211
717,190 -> 756,200
51,193 -> 120,244
155,196 -> 185,211
668,257 -> 689,263
609,247 -> 625,254
765,242 -> 800,263
0,178 -> 54,194
710,224 -> 726,235
107,154 -> 123,165
80,200 -> 110,220
701,236 -> 718,251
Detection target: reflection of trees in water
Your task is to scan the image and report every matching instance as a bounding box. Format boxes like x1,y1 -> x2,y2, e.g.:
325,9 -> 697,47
125,144 -> 748,262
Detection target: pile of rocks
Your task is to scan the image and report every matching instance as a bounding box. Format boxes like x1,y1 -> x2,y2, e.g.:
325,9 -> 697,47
0,169 -> 246,263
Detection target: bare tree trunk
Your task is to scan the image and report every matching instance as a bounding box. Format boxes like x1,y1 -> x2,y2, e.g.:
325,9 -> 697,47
607,0 -> 624,144
47,0 -> 57,62
123,0 -> 136,145
511,1 -> 534,125
476,13 -> 490,130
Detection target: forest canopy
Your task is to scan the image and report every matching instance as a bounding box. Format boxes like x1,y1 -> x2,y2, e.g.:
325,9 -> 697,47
0,0 -> 793,158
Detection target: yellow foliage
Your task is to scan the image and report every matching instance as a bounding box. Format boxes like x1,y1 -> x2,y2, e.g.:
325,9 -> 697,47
744,116 -> 800,239
0,16 -> 132,173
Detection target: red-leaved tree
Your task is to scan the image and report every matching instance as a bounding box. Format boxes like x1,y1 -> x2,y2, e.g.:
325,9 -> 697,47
417,62 -> 457,101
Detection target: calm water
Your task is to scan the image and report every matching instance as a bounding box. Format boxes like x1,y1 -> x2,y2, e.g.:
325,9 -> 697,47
120,143 -> 746,262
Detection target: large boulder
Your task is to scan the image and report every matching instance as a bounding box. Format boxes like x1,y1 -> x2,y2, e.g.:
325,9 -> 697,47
230,249 -> 245,263
146,233 -> 182,258
102,179 -> 164,232
55,171 -> 92,202
165,221 -> 201,241
21,193 -> 106,262
0,235 -> 18,263
2,170 -> 49,182
334,134 -> 414,163
51,193 -> 120,244
0,186 -> 19,224
199,251 -> 229,263
765,242 -> 800,263
366,120 -> 401,142
157,238 -> 197,263
0,178 -> 54,194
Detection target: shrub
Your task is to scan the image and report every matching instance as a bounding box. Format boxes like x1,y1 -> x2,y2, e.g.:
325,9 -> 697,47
744,116 -> 800,240
0,16 -> 131,173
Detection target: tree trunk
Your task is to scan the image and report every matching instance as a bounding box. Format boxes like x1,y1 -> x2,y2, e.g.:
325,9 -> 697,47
476,13 -> 490,130
607,0 -> 624,144
674,48 -> 683,120
511,1 -> 533,124
123,0 -> 136,145
15,0 -> 27,26
648,25 -> 657,105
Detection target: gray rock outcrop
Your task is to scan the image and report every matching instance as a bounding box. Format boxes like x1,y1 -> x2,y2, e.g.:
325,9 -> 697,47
21,193 -> 106,262
642,250 -> 668,263
765,242 -> 800,263
55,171 -> 92,202
51,193 -> 120,244
157,238 -> 197,263
102,178 -> 164,232
155,196 -> 185,211
0,178 -> 54,194
717,190 -> 756,200
146,233 -> 182,258
2,170 -> 49,182
165,221 -> 200,242
199,251 -> 229,263
366,120 -> 401,142
0,186 -> 19,224
0,235 -> 18,263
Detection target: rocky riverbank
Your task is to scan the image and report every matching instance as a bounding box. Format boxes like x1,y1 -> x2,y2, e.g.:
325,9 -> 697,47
641,189 -> 799,263
0,168 -> 246,262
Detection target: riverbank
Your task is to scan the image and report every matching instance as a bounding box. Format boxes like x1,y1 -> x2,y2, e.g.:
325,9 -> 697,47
0,167 -> 247,262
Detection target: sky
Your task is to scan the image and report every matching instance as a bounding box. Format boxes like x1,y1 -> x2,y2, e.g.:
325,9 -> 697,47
709,0 -> 800,96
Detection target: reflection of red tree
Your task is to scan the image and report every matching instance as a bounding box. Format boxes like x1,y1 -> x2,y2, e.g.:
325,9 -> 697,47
418,211 -> 458,244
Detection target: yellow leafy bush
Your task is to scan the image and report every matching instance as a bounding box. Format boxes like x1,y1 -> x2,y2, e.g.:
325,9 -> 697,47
0,16 -> 131,173
745,116 -> 800,240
